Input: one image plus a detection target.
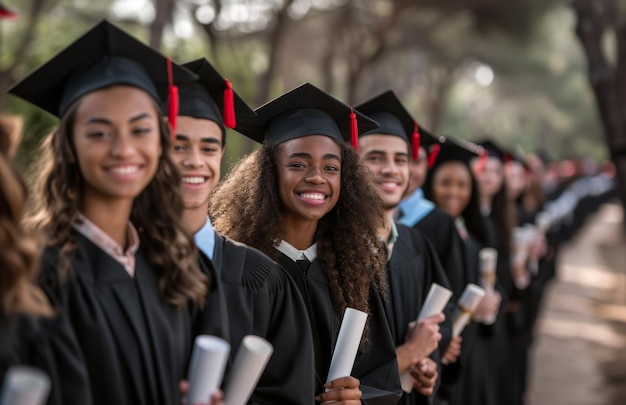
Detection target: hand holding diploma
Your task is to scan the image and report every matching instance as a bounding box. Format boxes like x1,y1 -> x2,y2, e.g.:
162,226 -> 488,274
452,284 -> 487,336
318,307 -> 368,404
478,248 -> 497,291
409,358 -> 438,396
0,366 -> 50,405
400,283 -> 451,393
186,335 -> 230,405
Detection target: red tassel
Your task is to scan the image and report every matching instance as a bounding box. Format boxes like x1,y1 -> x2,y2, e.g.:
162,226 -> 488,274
427,144 -> 440,169
223,79 -> 236,129
350,108 -> 358,151
412,121 -> 421,161
0,5 -> 17,19
166,58 -> 178,139
474,150 -> 488,174
503,152 -> 513,165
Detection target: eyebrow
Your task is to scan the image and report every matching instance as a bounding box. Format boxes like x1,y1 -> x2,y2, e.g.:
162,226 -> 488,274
175,134 -> 222,145
366,149 -> 409,157
287,152 -> 341,162
84,112 -> 152,126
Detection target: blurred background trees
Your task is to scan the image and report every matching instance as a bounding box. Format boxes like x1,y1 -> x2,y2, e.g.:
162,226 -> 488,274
0,0 -> 612,176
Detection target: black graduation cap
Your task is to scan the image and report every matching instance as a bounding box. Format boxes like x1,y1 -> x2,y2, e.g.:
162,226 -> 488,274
475,139 -> 505,161
355,90 -> 439,161
8,20 -> 197,127
430,136 -> 482,169
178,58 -> 255,135
236,83 -> 379,148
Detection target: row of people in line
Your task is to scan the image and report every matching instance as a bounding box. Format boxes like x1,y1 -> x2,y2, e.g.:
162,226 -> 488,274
0,19 -> 582,405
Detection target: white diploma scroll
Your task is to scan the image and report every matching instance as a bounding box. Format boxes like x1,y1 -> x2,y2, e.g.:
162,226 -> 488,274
326,308 -> 368,385
0,366 -> 50,405
452,284 -> 487,337
187,335 -> 230,405
223,335 -> 274,405
478,248 -> 498,291
401,283 -> 452,393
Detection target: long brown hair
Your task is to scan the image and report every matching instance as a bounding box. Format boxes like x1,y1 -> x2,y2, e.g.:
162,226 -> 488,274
210,141 -> 386,319
0,127 -> 52,317
25,99 -> 207,309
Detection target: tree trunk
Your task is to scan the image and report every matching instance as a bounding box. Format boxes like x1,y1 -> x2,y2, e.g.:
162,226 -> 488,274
254,0 -> 294,106
150,0 -> 173,50
573,0 -> 626,232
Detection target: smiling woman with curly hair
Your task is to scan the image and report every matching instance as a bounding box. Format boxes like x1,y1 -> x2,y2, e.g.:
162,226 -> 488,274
210,83 -> 401,404
9,21 -> 211,405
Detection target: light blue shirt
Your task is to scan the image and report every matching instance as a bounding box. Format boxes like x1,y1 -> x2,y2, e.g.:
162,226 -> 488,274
194,216 -> 216,260
397,188 -> 435,227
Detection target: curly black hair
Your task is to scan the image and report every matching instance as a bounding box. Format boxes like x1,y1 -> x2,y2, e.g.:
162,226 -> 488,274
210,139 -> 386,320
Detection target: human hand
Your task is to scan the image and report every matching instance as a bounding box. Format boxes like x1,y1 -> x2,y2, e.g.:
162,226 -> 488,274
179,380 -> 225,405
410,358 -> 438,396
442,335 -> 462,364
473,290 -> 501,323
315,376 -> 362,404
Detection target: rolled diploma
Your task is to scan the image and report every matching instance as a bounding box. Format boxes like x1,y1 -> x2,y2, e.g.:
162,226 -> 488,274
452,284 -> 487,337
0,366 -> 50,405
401,283 -> 452,393
326,308 -> 368,385
223,335 -> 274,405
187,335 -> 230,405
478,248 -> 498,291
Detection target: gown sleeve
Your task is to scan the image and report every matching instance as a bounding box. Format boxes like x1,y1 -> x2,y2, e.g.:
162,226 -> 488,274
217,237 -> 316,405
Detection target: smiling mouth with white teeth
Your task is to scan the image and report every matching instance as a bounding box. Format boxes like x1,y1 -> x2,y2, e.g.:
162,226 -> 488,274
298,192 -> 326,201
182,176 -> 207,184
109,165 -> 139,175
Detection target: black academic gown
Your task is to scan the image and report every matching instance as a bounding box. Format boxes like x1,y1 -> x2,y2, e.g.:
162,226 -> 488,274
447,232 -> 498,405
412,209 -> 465,299
386,224 -> 455,405
0,314 -> 91,405
208,235 -> 316,405
39,231 -> 195,405
278,253 -> 402,405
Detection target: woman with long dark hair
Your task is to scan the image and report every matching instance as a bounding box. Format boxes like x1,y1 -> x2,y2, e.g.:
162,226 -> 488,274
210,83 -> 401,404
10,21 -> 220,405
423,137 -> 501,405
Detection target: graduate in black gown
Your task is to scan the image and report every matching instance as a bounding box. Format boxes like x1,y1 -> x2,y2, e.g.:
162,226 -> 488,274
0,124 -> 90,405
171,58 -> 316,404
355,91 -> 463,404
397,134 -> 465,301
210,83 -> 402,404
423,137 -> 502,405
472,140 -> 522,405
11,21 -> 222,405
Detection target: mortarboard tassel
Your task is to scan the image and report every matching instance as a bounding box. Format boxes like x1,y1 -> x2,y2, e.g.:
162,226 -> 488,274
166,57 -> 179,138
427,144 -> 440,168
412,122 -> 421,161
503,152 -> 513,165
223,79 -> 236,129
474,150 -> 488,174
0,4 -> 17,19
350,107 -> 358,151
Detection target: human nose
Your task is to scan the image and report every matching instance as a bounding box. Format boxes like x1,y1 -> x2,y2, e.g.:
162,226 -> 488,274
305,165 -> 325,184
110,132 -> 134,158
183,147 -> 204,168
381,159 -> 399,176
